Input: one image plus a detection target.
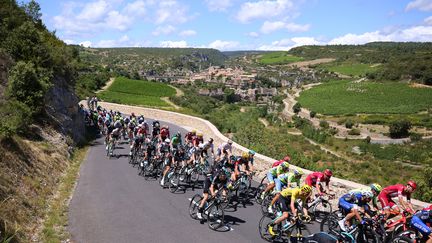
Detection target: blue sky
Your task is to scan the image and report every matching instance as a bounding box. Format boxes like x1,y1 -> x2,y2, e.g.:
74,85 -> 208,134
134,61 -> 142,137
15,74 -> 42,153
38,0 -> 432,50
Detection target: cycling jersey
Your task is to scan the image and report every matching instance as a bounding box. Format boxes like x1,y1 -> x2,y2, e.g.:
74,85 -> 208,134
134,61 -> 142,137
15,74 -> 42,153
280,187 -> 308,204
217,143 -> 232,154
339,192 -> 370,212
305,172 -> 329,187
378,184 -> 411,209
350,187 -> 378,207
278,172 -> 300,186
184,132 -> 194,141
411,206 -> 432,238
160,127 -> 170,139
269,165 -> 285,177
114,120 -> 122,129
171,136 -> 181,146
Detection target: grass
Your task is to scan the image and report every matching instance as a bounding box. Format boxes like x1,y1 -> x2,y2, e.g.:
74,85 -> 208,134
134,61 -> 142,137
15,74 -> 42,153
297,80 -> 432,115
98,77 -> 176,107
41,146 -> 89,243
319,63 -> 379,76
258,51 -> 304,65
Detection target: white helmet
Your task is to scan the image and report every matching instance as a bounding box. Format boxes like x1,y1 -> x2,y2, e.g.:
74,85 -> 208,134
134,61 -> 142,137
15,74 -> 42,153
164,138 -> 171,143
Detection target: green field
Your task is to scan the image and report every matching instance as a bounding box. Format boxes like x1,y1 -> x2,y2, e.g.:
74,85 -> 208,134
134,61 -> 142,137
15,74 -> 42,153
319,63 -> 379,76
297,80 -> 432,115
258,52 -> 304,65
98,77 -> 175,107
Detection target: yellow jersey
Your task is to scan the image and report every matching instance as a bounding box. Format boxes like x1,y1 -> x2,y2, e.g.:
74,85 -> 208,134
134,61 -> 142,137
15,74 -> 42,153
280,187 -> 308,203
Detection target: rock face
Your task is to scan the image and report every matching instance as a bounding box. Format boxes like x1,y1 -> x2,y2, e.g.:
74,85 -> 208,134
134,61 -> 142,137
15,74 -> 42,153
45,76 -> 85,144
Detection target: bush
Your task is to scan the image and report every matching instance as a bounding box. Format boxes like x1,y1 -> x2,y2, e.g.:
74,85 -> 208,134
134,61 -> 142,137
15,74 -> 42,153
345,119 -> 354,129
389,120 -> 412,138
310,110 -> 316,118
0,100 -> 31,138
365,136 -> 371,144
410,133 -> 422,142
293,103 -> 301,114
319,120 -> 329,129
348,128 -> 361,136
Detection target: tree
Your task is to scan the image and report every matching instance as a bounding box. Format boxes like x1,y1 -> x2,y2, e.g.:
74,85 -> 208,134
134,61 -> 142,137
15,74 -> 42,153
389,120 -> 411,138
293,103 -> 301,114
22,0 -> 42,24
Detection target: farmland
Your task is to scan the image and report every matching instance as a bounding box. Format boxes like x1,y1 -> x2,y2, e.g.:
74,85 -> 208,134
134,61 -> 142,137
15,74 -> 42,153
297,80 -> 432,115
98,77 -> 175,107
258,51 -> 304,65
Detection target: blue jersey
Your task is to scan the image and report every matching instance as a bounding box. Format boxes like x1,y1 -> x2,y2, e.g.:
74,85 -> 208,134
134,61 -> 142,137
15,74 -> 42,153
341,192 -> 368,206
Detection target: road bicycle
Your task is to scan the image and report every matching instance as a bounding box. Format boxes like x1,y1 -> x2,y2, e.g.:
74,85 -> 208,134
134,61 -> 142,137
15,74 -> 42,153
189,190 -> 227,230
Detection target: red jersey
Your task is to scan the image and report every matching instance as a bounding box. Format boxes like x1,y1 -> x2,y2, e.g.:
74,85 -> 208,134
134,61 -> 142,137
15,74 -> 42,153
137,128 -> 146,136
192,137 -> 203,146
160,127 -> 170,138
306,172 -> 329,186
185,132 -> 194,141
381,184 -> 411,200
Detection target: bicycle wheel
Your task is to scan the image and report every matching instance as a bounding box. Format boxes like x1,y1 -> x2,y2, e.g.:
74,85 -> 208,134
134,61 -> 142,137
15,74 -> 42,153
207,204 -> 225,230
312,199 -> 332,223
190,169 -> 200,182
169,172 -> 180,193
236,181 -> 249,199
258,214 -> 277,242
389,235 -> 414,243
356,227 -> 381,243
255,179 -> 267,205
189,194 -> 202,220
261,195 -> 273,215
144,163 -> 154,180
320,213 -> 341,235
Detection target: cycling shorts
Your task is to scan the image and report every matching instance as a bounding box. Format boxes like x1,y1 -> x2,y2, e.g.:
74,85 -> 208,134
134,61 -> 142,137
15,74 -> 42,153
277,196 -> 298,213
411,215 -> 431,238
267,172 -> 276,184
338,197 -> 359,212
378,194 -> 397,209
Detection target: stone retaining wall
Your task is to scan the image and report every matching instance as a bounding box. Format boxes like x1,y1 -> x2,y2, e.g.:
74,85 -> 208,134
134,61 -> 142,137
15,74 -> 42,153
84,101 -> 429,208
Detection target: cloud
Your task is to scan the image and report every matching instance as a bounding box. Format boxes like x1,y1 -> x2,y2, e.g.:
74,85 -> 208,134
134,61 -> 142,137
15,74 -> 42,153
406,0 -> 432,11
179,30 -> 197,37
53,0 -> 146,37
425,16 -> 432,25
207,40 -> 240,50
152,25 -> 176,36
328,26 -> 432,44
247,32 -> 259,37
79,41 -> 92,47
236,0 -> 295,23
156,0 -> 190,24
205,0 -> 233,11
159,40 -> 188,48
94,35 -> 132,47
258,37 -> 321,50
260,20 -> 310,34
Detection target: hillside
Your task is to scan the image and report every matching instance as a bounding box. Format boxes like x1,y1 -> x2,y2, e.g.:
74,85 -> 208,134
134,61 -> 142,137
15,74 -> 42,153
78,47 -> 227,80
0,1 -> 86,241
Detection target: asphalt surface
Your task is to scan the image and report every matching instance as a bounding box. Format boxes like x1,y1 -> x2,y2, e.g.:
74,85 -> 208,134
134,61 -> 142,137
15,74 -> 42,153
69,119 -> 320,243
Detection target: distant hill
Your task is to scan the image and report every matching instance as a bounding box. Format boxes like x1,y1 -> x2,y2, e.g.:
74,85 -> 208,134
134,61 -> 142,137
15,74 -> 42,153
288,42 -> 432,84
78,47 -> 227,79
223,50 -> 271,58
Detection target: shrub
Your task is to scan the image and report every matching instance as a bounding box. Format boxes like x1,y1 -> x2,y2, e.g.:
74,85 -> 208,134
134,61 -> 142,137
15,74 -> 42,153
319,120 -> 329,129
348,128 -> 361,136
293,103 -> 301,114
345,119 -> 354,129
0,100 -> 31,138
310,110 -> 316,118
365,136 -> 371,144
410,133 -> 422,142
389,120 -> 412,138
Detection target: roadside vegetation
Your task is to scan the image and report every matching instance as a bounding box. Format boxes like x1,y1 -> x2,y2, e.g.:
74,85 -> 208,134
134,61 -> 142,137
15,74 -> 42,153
98,77 -> 176,107
318,62 -> 379,77
258,52 -> 304,65
297,80 -> 432,115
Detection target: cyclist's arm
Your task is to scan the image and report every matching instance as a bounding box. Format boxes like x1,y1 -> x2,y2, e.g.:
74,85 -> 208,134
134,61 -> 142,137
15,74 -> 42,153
290,196 -> 298,216
209,184 -> 216,197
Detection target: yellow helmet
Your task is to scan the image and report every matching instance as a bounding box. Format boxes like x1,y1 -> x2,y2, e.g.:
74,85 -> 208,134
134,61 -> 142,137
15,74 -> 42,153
300,185 -> 312,194
242,152 -> 248,159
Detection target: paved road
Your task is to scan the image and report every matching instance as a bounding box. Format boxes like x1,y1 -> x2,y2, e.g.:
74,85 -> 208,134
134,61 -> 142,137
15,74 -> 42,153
69,119 -> 320,243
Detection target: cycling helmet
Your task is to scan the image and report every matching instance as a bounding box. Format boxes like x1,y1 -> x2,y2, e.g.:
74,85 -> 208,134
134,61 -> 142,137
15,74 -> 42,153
283,156 -> 291,162
165,138 -> 170,143
407,180 -> 417,190
197,133 -> 203,137
324,169 -> 333,177
249,150 -> 256,155
227,139 -> 233,144
229,155 -> 237,161
191,129 -> 196,134
293,168 -> 304,176
280,162 -> 290,169
362,191 -> 374,199
301,185 -> 312,194
370,183 -> 382,193
208,138 -> 214,143
241,152 -> 248,159
131,112 -> 135,117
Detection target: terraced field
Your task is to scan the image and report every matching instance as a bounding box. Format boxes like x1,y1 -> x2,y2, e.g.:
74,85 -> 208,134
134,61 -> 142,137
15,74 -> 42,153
318,63 -> 380,76
258,51 -> 304,65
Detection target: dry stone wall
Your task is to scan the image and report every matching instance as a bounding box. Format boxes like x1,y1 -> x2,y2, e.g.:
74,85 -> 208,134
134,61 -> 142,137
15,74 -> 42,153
84,101 -> 429,208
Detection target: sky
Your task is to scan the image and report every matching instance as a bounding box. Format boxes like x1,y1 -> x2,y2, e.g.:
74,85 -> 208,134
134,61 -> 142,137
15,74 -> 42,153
37,0 -> 432,50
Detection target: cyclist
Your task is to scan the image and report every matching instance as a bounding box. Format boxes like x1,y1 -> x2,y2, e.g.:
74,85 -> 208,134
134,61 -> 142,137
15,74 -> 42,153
378,180 -> 417,220
305,169 -> 333,196
197,168 -> 229,220
275,168 -> 304,192
170,131 -> 182,150
159,138 -> 172,186
160,125 -> 170,142
184,130 -> 196,145
260,161 -> 290,199
216,139 -> 233,161
228,152 -> 253,187
410,205 -> 432,243
267,185 -> 312,236
199,138 -> 215,162
152,120 -> 160,139
338,190 -> 374,231
349,183 -> 382,211
248,150 -> 256,171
